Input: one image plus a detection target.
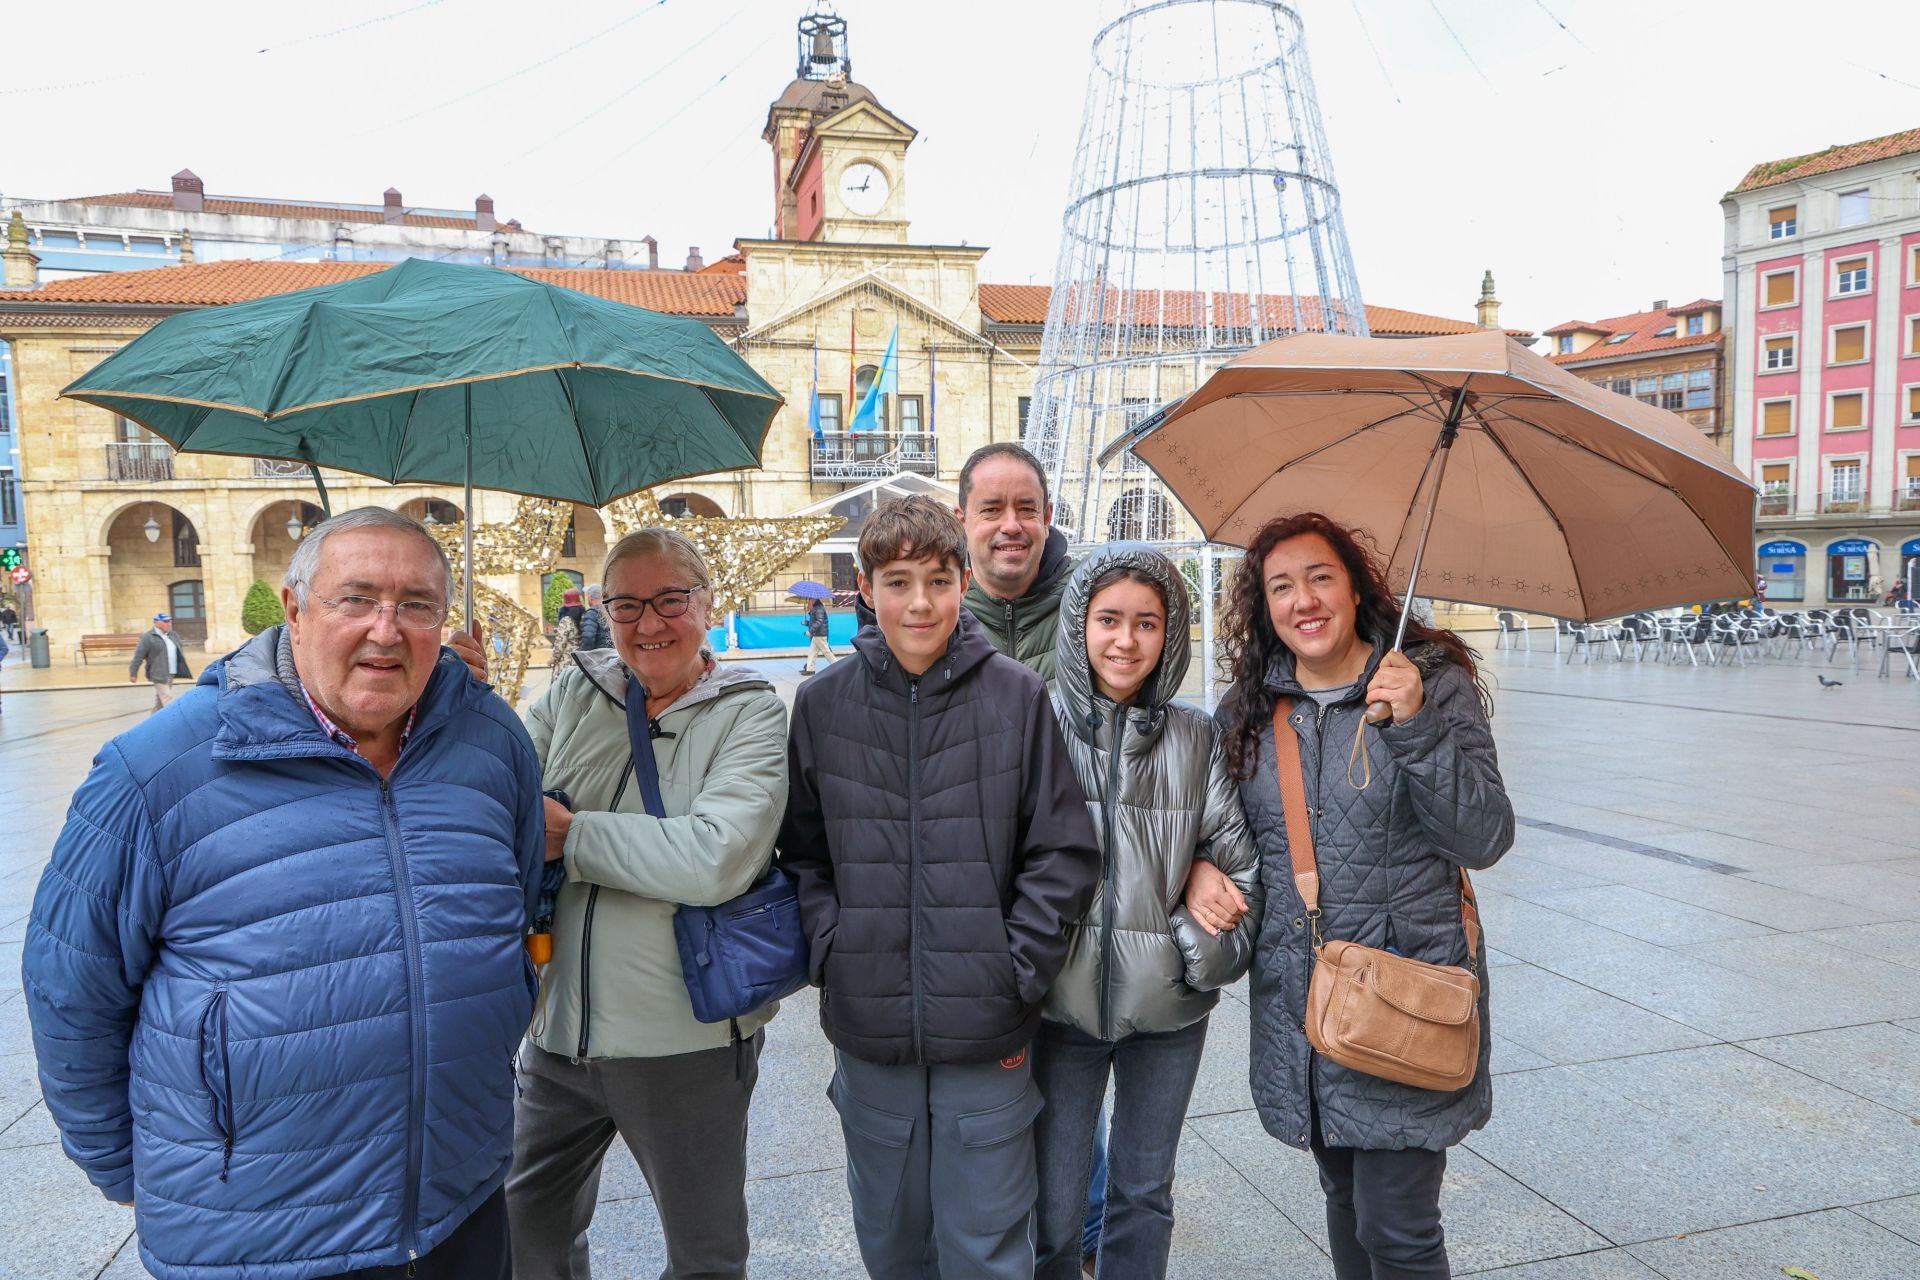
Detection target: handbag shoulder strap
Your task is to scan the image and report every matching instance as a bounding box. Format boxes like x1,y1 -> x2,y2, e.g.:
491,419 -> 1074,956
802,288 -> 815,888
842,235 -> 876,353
1270,695 -> 1481,964
624,674 -> 668,819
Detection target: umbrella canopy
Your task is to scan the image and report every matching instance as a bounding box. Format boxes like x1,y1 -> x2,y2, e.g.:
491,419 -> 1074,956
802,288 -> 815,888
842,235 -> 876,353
60,257 -> 783,507
785,580 -> 834,600
1104,330 -> 1756,621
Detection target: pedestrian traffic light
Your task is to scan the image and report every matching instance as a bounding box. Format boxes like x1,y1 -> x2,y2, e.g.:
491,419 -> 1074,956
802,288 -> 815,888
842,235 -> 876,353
0,548 -> 19,572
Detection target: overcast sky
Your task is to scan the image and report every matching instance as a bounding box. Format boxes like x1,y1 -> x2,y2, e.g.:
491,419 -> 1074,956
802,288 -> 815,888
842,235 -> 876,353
6,0 -> 1918,332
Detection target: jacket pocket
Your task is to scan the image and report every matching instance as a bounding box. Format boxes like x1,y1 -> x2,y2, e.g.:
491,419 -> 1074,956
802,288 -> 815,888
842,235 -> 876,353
197,986 -> 236,1182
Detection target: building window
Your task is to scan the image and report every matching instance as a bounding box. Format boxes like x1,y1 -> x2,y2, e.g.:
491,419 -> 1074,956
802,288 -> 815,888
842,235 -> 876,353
1837,188 -> 1870,227
1761,269 -> 1797,309
830,553 -> 858,593
1685,369 -> 1715,409
0,373 -> 9,434
1686,314 -> 1705,335
1760,463 -> 1791,496
560,514 -> 577,559
1905,454 -> 1920,503
1911,244 -> 1920,288
1106,489 -> 1176,541
1833,256 -> 1870,296
1759,398 -> 1794,436
1018,396 -> 1032,434
1908,316 -> 1920,357
1830,323 -> 1868,365
1828,391 -> 1866,431
1633,376 -> 1659,403
851,364 -> 887,431
817,392 -> 843,435
1767,204 -> 1797,238
1828,459 -> 1863,502
897,395 -> 925,447
1764,334 -> 1797,371
1606,333 -> 1631,345
0,469 -> 14,527
1557,335 -> 1573,355
1608,378 -> 1632,395
1908,385 -> 1920,425
172,513 -> 201,569
1655,325 -> 1677,338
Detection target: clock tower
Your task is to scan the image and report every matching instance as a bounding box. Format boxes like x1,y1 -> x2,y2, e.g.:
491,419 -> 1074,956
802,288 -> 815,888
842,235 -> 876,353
762,11 -> 917,244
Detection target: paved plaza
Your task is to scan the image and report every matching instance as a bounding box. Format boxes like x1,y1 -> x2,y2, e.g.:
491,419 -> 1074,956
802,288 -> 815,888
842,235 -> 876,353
2,644 -> 1918,1278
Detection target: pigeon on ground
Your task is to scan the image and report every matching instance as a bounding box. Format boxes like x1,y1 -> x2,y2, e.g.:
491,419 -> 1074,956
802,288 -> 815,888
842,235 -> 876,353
1817,675 -> 1843,688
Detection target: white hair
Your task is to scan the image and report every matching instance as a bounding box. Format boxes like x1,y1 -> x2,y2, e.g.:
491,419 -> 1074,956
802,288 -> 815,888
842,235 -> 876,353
283,507 -> 453,607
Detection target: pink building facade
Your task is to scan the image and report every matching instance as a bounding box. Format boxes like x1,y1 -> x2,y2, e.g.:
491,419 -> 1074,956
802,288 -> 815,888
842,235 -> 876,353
1724,126 -> 1920,604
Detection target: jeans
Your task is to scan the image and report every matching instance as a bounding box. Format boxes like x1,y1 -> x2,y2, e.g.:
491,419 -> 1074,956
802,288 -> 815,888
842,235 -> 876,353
1082,1113 -> 1108,1257
1033,1016 -> 1209,1280
1310,1112 -> 1450,1280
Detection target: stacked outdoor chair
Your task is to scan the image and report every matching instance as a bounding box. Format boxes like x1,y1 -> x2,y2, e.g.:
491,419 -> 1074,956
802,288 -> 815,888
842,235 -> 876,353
1494,611 -> 1532,651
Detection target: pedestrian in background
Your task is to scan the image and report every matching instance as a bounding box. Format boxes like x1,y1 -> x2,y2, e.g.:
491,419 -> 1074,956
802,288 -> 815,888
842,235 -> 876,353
549,586 -> 586,670
577,583 -> 612,652
778,495 -> 1100,1279
0,601 -> 17,643
127,611 -> 192,714
1191,511 -> 1513,1280
800,595 -> 833,675
508,528 -> 788,1280
1032,543 -> 1260,1279
26,507 -> 536,1280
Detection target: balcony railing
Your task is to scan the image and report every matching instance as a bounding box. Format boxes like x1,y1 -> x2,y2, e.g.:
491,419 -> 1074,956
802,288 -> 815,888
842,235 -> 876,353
104,441 -> 175,482
1897,483 -> 1920,512
252,457 -> 311,479
1758,491 -> 1793,516
810,432 -> 938,481
1821,491 -> 1866,515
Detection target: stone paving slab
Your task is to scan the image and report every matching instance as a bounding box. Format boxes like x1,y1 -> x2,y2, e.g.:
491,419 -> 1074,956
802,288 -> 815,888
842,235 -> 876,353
1189,1106 -> 1611,1275
1625,1207 -> 1920,1279
1463,1249 -> 1667,1279
1524,884 -> 1779,946
1462,1044 -> 1920,1243
1484,963 -> 1717,1066
1854,1193 -> 1920,1245
1739,1022 -> 1920,1119
0,1141 -> 135,1280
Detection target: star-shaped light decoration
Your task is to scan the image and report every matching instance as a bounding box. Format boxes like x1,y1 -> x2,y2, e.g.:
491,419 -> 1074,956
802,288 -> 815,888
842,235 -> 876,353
430,496 -> 574,704
606,491 -> 846,616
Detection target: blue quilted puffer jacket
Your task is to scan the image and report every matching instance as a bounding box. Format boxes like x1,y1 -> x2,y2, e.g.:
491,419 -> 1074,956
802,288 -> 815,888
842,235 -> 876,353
22,626 -> 543,1280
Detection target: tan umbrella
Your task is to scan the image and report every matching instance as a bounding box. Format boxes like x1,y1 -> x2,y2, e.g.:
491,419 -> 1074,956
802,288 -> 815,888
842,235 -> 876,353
1100,329 -> 1757,718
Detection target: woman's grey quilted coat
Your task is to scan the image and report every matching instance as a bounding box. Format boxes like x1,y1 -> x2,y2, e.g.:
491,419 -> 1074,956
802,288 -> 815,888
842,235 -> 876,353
1230,640 -> 1513,1152
1044,543 -> 1262,1041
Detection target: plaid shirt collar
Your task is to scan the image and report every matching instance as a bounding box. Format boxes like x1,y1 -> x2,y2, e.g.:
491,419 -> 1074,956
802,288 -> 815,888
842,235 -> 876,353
301,682 -> 416,758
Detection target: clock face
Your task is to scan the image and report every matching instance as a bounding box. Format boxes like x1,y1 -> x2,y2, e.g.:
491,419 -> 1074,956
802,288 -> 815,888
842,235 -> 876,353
839,162 -> 890,216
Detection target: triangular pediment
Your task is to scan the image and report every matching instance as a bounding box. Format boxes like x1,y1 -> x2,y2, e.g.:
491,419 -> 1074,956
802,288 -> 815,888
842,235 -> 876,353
740,272 -> 1020,361
813,97 -> 918,144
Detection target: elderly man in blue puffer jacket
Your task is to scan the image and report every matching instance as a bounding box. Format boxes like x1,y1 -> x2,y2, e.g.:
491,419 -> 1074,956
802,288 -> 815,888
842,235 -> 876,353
22,507 -> 544,1280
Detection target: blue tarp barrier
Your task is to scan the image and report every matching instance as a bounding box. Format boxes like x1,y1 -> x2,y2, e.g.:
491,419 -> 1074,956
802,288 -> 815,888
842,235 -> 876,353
727,611 -> 859,650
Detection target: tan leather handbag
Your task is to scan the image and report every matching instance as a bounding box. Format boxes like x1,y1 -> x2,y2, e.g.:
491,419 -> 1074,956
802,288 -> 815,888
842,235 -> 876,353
1273,700 -> 1482,1093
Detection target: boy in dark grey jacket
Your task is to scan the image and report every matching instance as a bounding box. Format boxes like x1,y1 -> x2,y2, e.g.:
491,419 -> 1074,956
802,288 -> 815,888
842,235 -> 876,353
779,495 -> 1100,1279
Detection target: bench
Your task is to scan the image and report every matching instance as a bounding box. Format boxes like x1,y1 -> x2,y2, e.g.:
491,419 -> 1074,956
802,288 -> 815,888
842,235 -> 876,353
76,633 -> 144,665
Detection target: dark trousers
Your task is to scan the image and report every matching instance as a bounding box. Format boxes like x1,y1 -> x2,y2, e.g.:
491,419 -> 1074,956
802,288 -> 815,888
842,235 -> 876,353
830,1048 -> 1043,1280
1033,1017 -> 1209,1280
506,1036 -> 762,1280
1309,1117 -> 1450,1280
318,1186 -> 510,1280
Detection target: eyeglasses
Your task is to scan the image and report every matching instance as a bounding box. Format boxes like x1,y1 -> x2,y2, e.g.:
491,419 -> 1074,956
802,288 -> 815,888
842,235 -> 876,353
603,586 -> 705,623
318,594 -> 450,630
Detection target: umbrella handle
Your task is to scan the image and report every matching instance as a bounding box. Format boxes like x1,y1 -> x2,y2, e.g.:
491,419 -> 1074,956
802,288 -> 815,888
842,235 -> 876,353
1364,699 -> 1393,725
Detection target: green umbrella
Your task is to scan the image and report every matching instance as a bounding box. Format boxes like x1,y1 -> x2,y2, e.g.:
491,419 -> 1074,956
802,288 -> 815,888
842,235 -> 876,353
61,257 -> 784,623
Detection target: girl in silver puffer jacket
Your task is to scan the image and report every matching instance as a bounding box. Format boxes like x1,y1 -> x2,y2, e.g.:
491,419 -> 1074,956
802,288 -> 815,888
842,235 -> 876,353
1033,542 -> 1261,1280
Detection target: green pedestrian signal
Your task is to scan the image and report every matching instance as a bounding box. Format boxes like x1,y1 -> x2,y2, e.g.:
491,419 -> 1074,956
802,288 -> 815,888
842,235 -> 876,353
0,548 -> 20,571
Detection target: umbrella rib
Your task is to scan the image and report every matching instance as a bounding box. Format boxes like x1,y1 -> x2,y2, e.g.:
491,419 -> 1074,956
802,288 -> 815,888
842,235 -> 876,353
1267,401 -> 1444,476
551,368 -> 605,506
393,388 -> 423,484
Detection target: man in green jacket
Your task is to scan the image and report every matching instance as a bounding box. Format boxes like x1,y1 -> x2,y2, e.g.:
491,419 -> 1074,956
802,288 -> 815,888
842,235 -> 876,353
956,443 -> 1076,682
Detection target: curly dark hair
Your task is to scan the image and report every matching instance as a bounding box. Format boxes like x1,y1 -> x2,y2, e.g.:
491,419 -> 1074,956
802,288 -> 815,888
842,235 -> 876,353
1218,511 -> 1489,779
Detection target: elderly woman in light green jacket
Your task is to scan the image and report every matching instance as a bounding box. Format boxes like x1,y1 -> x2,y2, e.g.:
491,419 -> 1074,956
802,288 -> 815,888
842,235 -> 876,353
507,527 -> 788,1280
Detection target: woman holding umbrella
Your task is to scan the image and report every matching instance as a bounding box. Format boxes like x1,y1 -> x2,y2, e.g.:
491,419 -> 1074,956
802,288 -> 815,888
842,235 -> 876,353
1186,511 -> 1513,1280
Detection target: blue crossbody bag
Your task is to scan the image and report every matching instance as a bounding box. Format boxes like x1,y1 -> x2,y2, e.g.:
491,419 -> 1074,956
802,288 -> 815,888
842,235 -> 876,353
625,676 -> 808,1025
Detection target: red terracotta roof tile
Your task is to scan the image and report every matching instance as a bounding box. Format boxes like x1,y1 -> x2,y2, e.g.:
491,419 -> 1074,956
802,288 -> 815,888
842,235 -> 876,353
1668,298 -> 1719,315
0,259 -> 746,317
1732,125 -> 1920,193
1543,320 -> 1610,337
1545,303 -> 1723,365
975,283 -> 1512,338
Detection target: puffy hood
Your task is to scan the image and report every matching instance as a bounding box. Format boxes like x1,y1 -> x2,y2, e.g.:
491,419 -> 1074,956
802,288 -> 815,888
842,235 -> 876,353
1055,542 -> 1191,753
